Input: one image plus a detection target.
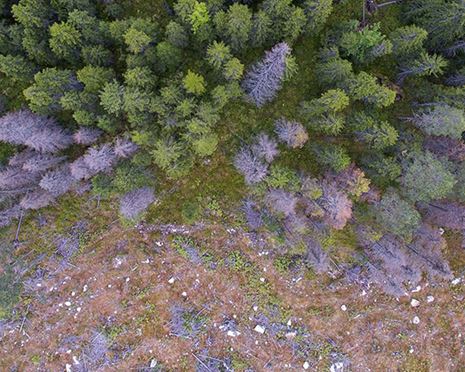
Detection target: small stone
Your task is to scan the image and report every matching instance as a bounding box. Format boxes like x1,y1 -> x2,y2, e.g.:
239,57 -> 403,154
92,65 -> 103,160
439,227 -> 445,235
64,301 -> 71,307
341,304 -> 347,311
452,278 -> 461,285
83,285 -> 88,292
227,330 -> 241,337
168,277 -> 175,284
412,316 -> 420,324
303,361 -> 310,370
71,291 -> 75,296
410,299 -> 420,307
260,277 -> 265,282
76,307 -> 81,312
254,325 -> 266,334
66,364 -> 72,372
427,295 -> 435,303
253,305 -> 258,312
181,291 -> 187,297
285,332 -> 297,339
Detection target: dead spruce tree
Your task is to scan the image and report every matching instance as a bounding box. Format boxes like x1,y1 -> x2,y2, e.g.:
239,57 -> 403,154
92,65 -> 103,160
114,136 -> 139,158
274,118 -> 308,148
119,187 -> 155,220
83,143 -> 117,173
251,133 -> 279,163
20,189 -> 55,210
234,147 -> 268,184
22,153 -> 67,172
73,127 -> 102,145
0,109 -> 73,152
39,166 -> 76,197
242,42 -> 291,107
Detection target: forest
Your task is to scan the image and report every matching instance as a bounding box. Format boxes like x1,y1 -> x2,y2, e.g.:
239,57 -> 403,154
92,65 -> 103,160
0,0 -> 465,370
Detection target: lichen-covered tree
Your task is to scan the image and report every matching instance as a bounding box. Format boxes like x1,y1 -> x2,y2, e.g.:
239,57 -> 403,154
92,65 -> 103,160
274,118 -> 308,148
251,133 -> 279,163
401,151 -> 456,202
234,147 -> 268,184
242,42 -> 291,107
74,127 -> 102,145
372,189 -> 421,241
39,166 -> 76,197
410,104 -> 465,139
119,186 -> 155,221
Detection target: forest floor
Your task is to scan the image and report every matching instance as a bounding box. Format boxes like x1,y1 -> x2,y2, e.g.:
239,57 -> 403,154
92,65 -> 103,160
1,216 -> 465,371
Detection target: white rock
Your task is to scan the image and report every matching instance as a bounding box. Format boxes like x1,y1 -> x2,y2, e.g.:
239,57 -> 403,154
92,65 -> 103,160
83,285 -> 88,292
168,277 -> 175,284
439,227 -> 445,235
65,301 -> 71,307
253,305 -> 258,312
227,330 -> 241,337
303,361 -> 310,370
254,325 -> 266,334
411,285 -> 422,293
76,307 -> 81,312
330,362 -> 344,372
340,305 -> 347,311
427,295 -> 435,303
412,316 -> 420,324
287,319 -> 292,326
150,360 -> 158,368
72,355 -> 80,364
259,277 -> 265,282
66,364 -> 72,372
452,278 -> 461,285
410,299 -> 420,307
181,291 -> 187,297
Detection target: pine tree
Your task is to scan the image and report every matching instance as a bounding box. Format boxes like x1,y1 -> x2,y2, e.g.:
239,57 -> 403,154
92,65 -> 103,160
242,42 -> 291,107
